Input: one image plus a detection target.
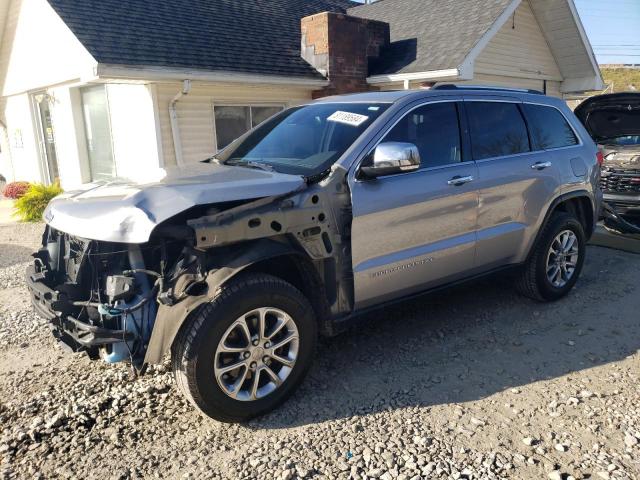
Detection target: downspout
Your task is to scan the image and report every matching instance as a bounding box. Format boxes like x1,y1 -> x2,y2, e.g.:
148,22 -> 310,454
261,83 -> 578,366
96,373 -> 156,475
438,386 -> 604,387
169,80 -> 191,166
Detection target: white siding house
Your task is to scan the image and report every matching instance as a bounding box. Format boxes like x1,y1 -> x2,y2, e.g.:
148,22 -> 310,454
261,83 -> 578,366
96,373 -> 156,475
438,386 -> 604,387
0,0 -> 342,188
154,83 -> 313,167
351,0 -> 602,95
0,0 -> 602,190
469,0 -> 564,95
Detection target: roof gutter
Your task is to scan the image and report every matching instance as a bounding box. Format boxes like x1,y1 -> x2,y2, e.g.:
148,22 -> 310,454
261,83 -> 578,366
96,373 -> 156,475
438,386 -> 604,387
95,64 -> 330,88
561,76 -> 605,94
366,68 -> 462,86
169,80 -> 191,167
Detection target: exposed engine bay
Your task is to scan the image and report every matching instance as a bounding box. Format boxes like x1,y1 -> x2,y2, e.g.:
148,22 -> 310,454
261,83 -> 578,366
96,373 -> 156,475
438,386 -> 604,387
28,226 -> 189,367
574,92 -> 640,237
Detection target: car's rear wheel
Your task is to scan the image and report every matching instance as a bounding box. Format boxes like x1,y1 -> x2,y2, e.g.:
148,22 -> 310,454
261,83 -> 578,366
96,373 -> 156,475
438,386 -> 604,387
171,273 -> 317,422
517,212 -> 586,302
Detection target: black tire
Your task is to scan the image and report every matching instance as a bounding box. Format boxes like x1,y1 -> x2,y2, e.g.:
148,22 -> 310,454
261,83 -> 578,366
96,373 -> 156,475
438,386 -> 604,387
517,212 -> 586,302
171,273 -> 317,422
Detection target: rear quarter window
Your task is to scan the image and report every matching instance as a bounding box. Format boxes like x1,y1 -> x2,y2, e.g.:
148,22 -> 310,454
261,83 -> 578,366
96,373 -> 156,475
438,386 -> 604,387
523,104 -> 579,150
466,101 -> 530,160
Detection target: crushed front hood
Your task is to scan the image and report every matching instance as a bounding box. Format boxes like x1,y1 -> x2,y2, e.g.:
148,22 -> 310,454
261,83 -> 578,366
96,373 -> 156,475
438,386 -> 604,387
574,93 -> 640,141
44,163 -> 305,243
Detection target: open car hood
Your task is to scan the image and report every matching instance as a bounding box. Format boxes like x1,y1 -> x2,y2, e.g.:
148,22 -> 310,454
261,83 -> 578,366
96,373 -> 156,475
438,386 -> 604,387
574,93 -> 640,142
44,162 -> 305,243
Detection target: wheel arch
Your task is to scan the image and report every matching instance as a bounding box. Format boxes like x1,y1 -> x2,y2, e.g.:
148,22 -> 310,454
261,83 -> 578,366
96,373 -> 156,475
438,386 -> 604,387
552,194 -> 595,239
525,190 -> 595,262
144,238 -> 327,364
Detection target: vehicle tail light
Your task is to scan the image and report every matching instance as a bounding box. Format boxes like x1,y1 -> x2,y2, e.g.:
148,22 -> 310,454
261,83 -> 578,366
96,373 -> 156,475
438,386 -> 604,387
596,151 -> 604,167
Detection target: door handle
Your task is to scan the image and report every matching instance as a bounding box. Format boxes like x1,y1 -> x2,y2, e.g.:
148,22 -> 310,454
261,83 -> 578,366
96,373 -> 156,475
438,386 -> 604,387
447,175 -> 474,186
531,161 -> 552,170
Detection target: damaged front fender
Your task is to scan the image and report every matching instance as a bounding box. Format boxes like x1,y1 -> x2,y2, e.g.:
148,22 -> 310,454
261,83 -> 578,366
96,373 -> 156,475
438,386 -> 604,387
144,239 -> 311,364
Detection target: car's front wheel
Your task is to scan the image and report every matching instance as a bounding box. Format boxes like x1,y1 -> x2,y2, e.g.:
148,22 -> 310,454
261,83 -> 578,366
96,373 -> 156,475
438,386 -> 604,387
171,273 -> 317,422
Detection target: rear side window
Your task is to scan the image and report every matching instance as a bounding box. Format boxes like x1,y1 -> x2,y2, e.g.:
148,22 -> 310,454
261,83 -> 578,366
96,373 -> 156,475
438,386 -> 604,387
383,102 -> 462,169
523,104 -> 578,150
466,102 -> 530,160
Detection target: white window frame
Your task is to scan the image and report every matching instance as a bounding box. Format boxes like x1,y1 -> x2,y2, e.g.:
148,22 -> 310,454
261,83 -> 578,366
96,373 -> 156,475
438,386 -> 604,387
211,103 -> 285,152
79,84 -> 117,181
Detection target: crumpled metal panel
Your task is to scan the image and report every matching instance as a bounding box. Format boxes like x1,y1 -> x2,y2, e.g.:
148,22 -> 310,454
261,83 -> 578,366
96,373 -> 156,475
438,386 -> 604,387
44,163 -> 305,243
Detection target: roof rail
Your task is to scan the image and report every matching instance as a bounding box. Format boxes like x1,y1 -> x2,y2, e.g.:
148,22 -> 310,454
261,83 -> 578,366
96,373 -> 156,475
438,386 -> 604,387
433,84 -> 544,95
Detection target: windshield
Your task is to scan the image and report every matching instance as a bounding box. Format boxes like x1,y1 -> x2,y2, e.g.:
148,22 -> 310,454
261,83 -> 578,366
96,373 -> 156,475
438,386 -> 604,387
215,102 -> 391,177
601,135 -> 640,146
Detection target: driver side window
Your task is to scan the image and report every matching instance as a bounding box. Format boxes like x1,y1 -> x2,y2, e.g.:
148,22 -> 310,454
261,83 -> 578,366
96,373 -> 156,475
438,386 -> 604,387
383,102 -> 462,169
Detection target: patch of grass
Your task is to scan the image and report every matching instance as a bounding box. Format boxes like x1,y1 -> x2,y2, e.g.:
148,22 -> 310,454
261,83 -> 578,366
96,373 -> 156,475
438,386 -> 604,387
13,182 -> 63,222
597,67 -> 640,94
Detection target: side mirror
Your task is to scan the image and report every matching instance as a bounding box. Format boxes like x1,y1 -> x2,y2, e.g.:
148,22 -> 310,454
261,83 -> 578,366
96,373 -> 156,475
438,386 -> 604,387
360,142 -> 421,178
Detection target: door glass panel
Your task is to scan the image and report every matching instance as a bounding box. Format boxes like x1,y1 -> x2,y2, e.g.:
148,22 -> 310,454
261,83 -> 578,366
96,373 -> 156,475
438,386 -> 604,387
466,102 -> 530,160
215,106 -> 251,150
523,104 -> 578,150
251,106 -> 283,127
35,96 -> 60,182
80,86 -> 116,181
382,102 -> 461,169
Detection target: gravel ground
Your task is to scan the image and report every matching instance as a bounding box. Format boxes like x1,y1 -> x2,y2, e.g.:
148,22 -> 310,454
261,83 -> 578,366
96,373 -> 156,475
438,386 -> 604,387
0,223 -> 639,480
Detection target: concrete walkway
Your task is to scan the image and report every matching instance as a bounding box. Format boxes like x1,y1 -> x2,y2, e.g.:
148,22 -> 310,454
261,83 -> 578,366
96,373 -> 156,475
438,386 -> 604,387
0,198 -> 15,225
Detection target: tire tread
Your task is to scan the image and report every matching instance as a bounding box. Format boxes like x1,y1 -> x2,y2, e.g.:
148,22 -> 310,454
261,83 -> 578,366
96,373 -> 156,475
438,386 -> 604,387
516,212 -> 583,302
171,273 -> 314,422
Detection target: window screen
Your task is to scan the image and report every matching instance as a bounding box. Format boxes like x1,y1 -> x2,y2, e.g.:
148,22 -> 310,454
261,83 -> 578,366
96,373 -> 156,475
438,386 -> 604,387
383,102 -> 462,169
466,102 -> 530,160
215,105 -> 284,150
523,104 -> 578,150
251,106 -> 283,127
80,86 -> 116,181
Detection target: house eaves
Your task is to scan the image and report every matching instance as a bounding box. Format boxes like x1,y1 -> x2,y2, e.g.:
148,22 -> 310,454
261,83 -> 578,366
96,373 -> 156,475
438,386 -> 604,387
93,64 -> 330,88
366,68 -> 463,86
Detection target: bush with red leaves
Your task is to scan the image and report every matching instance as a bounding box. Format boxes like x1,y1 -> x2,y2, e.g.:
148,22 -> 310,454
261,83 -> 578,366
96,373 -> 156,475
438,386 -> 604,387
2,181 -> 31,199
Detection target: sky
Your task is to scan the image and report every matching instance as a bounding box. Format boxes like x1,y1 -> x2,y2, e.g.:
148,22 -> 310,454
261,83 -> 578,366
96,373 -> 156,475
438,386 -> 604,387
574,0 -> 640,64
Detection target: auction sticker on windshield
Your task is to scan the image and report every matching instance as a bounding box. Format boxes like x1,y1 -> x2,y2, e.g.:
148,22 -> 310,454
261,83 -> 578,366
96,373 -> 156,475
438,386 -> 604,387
327,111 -> 369,127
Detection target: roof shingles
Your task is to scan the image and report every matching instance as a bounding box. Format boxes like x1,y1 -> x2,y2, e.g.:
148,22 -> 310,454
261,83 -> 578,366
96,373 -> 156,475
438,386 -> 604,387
349,0 -> 512,76
46,0 -> 356,79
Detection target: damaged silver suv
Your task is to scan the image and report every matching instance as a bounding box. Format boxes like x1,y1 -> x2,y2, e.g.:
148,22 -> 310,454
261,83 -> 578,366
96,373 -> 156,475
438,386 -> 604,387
27,86 -> 602,422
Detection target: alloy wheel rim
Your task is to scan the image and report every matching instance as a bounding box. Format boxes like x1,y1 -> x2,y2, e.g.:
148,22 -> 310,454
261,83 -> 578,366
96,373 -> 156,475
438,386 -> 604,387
214,307 -> 299,401
546,229 -> 579,288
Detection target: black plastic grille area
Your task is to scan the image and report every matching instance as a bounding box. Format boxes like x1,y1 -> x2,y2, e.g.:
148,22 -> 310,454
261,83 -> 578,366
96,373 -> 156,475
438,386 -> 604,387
600,167 -> 640,194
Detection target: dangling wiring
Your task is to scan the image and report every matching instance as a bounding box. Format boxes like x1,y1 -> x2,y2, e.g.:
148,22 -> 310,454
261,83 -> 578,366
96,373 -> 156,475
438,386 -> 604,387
602,202 -> 640,236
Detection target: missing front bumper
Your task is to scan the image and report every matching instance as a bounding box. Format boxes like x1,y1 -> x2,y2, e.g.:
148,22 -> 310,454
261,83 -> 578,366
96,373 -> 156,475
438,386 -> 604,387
25,265 -> 134,355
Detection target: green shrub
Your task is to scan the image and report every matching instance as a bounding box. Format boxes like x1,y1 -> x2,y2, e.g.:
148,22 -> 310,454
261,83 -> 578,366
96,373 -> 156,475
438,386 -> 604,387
13,182 -> 63,222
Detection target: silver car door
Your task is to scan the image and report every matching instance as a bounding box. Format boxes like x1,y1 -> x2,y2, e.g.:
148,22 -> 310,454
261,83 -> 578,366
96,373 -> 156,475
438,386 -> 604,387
464,97 -> 562,268
348,100 -> 479,309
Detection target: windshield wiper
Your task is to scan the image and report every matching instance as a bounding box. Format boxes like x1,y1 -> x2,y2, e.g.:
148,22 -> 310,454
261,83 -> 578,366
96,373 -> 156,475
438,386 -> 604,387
224,159 -> 274,172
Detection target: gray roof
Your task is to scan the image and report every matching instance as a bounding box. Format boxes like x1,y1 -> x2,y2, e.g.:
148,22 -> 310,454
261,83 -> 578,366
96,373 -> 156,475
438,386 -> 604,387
46,0 -> 356,80
349,0 -> 513,76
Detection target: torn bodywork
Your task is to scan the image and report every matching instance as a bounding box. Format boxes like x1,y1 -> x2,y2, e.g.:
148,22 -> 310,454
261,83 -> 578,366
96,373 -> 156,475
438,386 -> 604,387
146,176 -> 354,364
26,168 -> 354,368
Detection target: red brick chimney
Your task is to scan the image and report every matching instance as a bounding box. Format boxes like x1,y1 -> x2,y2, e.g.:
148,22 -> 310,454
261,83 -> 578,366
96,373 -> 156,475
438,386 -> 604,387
301,12 -> 389,99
